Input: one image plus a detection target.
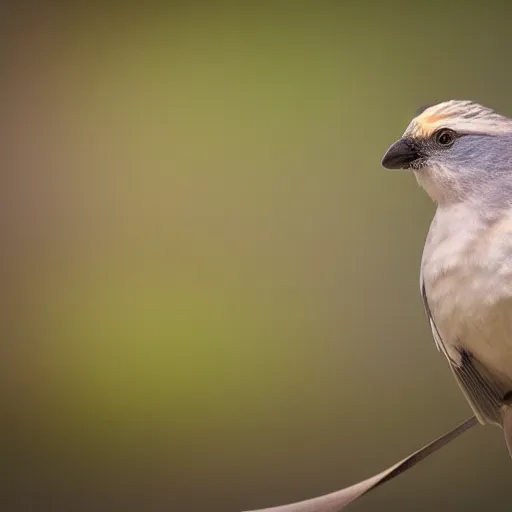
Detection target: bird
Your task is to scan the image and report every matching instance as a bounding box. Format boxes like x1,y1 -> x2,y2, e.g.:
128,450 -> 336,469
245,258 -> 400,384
382,99 -> 512,457
242,101 -> 504,512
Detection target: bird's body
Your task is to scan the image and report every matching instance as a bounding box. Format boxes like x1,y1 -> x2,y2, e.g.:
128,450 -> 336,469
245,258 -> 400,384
382,100 -> 512,450
241,100 -> 505,512
422,203 -> 512,419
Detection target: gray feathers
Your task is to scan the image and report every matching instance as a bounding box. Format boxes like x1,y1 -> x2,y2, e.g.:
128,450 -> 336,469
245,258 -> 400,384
450,352 -> 504,425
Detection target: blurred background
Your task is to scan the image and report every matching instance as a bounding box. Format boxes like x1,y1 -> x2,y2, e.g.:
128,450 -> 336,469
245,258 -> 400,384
3,2 -> 512,511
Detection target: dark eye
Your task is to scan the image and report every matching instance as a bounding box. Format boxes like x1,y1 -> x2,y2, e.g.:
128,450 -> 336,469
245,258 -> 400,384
435,129 -> 456,147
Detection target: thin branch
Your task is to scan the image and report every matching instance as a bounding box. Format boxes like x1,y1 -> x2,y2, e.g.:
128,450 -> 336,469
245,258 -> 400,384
243,416 -> 478,512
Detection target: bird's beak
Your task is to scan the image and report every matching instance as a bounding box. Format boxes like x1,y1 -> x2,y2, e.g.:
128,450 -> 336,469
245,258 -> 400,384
381,137 -> 419,170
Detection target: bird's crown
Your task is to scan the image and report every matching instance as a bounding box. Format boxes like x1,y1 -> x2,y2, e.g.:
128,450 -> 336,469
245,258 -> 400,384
405,100 -> 512,139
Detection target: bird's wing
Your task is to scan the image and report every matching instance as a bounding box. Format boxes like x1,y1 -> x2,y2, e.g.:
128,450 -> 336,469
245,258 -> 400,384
419,271 -> 451,360
420,273 -> 504,425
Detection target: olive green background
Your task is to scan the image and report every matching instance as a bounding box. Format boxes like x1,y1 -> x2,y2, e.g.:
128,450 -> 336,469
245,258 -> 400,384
3,3 -> 512,511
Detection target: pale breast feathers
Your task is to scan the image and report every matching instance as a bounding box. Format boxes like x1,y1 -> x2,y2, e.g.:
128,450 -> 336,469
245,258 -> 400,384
421,205 -> 512,424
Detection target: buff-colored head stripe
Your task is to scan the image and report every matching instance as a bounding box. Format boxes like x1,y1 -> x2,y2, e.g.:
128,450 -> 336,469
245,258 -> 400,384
404,101 -> 512,138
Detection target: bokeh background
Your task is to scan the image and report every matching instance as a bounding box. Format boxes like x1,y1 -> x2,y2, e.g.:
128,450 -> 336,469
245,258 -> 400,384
3,2 -> 512,511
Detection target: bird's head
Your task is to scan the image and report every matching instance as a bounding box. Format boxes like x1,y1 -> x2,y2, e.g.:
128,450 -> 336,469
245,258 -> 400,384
382,100 -> 512,205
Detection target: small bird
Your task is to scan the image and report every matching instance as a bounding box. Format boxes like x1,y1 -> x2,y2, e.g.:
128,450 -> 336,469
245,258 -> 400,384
382,100 -> 512,456
243,101 -> 506,512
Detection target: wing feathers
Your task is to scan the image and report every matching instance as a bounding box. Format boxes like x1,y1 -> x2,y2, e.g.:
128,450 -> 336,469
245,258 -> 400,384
420,277 -> 505,425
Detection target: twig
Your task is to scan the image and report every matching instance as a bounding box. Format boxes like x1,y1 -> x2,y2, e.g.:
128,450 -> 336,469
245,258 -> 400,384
243,416 -> 478,512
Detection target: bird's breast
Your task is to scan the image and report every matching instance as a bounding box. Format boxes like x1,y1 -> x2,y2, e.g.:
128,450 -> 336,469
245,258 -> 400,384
422,204 -> 512,384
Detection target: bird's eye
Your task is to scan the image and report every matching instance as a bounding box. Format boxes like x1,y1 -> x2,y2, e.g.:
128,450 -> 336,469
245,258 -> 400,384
435,129 -> 456,147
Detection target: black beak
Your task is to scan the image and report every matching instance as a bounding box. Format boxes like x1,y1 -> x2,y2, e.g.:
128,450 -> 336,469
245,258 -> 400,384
381,137 -> 419,170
